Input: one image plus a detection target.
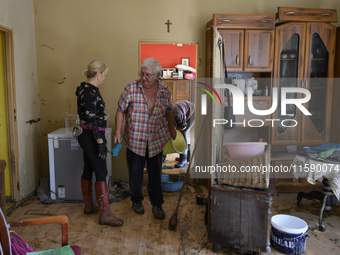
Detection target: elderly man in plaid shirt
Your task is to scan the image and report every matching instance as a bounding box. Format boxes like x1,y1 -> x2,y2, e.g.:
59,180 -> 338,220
114,58 -> 176,219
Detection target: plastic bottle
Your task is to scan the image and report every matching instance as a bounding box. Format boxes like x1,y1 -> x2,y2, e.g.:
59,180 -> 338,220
112,144 -> 122,157
265,86 -> 268,96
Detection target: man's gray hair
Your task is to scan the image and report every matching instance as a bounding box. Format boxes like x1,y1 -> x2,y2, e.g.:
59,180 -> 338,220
141,58 -> 162,76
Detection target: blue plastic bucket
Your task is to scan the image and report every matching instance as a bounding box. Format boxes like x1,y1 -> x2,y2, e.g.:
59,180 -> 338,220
161,174 -> 185,192
270,214 -> 309,255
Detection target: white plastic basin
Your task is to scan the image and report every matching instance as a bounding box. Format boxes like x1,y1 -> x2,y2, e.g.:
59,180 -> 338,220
226,142 -> 267,160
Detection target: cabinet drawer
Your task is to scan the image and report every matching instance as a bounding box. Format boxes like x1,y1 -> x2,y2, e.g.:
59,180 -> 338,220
213,14 -> 275,29
162,79 -> 191,102
175,80 -> 190,93
276,7 -> 337,22
174,93 -> 190,101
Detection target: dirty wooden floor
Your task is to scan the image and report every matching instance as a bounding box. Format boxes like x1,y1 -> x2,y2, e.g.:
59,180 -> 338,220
5,155 -> 340,255
6,188 -> 340,254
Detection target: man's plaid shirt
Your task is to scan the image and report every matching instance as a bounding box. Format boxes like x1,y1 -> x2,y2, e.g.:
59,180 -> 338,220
118,79 -> 172,157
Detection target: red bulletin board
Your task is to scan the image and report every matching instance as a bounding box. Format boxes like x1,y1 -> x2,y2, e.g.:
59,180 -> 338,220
140,43 -> 197,70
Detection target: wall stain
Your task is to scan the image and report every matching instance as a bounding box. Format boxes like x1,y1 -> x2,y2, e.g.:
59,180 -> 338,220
42,76 -> 66,84
26,118 -> 41,125
40,44 -> 54,52
58,77 -> 66,84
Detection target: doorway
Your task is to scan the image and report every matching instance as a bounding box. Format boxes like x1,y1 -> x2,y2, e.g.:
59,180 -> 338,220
0,31 -> 11,196
0,24 -> 19,204
138,41 -> 199,171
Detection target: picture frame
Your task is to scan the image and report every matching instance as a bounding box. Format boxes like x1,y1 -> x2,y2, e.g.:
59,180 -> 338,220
181,58 -> 189,66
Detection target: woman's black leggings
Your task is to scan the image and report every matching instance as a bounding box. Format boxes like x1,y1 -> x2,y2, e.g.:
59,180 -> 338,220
77,129 -> 107,182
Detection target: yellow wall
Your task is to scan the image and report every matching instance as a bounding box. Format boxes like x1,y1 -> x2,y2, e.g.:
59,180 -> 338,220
0,32 -> 11,195
33,0 -> 340,181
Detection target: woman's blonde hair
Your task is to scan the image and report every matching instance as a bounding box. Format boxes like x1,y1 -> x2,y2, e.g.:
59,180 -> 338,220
84,60 -> 108,78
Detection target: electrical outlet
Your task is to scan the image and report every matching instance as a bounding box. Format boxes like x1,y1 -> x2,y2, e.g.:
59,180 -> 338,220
58,186 -> 66,198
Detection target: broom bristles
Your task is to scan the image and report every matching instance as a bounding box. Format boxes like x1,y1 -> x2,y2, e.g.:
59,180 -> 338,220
169,213 -> 178,230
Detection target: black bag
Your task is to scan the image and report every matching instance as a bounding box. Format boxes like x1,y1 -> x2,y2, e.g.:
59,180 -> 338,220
224,95 -> 235,130
219,38 -> 235,130
224,105 -> 234,130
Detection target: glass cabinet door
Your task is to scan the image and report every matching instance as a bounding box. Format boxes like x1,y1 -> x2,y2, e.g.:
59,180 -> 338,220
277,33 -> 299,134
307,33 -> 328,133
272,23 -> 305,145
301,22 -> 336,144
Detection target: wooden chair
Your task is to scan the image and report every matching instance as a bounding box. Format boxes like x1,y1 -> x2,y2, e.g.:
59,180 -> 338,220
0,208 -> 81,254
0,160 -> 80,254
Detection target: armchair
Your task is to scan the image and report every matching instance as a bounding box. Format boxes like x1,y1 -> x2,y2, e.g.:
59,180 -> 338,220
0,205 -> 81,254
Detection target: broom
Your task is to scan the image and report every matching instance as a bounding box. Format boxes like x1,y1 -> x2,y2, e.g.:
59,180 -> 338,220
168,160 -> 192,230
168,107 -> 208,230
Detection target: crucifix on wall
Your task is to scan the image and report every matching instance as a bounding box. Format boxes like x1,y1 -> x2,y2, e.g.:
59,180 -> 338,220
165,20 -> 172,33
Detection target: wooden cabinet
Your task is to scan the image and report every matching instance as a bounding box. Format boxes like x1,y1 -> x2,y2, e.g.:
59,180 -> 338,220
271,15 -> 336,145
219,29 -> 274,72
204,14 -> 277,253
162,79 -> 191,102
209,183 -> 274,253
275,7 -> 337,23
205,14 -> 275,147
207,14 -> 275,76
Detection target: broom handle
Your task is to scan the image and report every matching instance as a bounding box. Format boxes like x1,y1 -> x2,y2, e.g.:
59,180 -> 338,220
173,102 -> 211,213
174,161 -> 191,213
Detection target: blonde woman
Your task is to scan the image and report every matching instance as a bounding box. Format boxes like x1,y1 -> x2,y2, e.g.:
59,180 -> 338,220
76,60 -> 123,226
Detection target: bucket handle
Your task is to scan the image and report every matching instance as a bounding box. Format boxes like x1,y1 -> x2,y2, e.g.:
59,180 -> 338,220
170,138 -> 184,154
302,234 -> 310,240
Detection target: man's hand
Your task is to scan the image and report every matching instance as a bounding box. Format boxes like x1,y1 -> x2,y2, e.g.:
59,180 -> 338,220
166,110 -> 176,140
170,128 -> 177,140
114,133 -> 122,144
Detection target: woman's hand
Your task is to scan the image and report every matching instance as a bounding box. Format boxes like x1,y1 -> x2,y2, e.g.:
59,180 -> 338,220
97,142 -> 107,160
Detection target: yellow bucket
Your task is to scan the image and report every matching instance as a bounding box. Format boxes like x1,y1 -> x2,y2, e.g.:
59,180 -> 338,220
163,130 -> 186,154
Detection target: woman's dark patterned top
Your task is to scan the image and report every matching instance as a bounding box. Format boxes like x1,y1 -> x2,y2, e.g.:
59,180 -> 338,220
76,82 -> 108,140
